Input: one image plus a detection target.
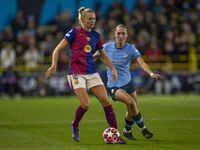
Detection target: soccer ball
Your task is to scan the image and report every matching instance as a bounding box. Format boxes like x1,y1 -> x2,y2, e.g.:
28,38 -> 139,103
103,127 -> 120,144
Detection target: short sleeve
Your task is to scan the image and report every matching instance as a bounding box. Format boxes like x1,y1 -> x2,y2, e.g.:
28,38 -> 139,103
132,45 -> 142,60
64,28 -> 76,43
96,35 -> 103,50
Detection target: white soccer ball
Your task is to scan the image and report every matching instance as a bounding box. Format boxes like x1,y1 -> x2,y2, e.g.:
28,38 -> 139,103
103,127 -> 120,144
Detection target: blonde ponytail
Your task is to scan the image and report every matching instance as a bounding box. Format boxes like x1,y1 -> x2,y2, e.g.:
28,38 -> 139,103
78,7 -> 95,26
78,7 -> 86,26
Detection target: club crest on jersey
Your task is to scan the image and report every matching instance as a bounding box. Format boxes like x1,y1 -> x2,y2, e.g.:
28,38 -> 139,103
123,53 -> 128,57
74,79 -> 79,84
72,74 -> 79,84
84,45 -> 92,53
87,37 -> 90,41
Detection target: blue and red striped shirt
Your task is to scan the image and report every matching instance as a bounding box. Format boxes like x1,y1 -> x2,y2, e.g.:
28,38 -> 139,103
64,26 -> 103,75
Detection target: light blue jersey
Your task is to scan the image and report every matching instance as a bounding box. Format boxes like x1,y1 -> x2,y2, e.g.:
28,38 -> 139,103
104,42 -> 141,88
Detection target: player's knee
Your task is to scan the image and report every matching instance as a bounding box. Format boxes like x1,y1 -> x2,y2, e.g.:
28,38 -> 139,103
126,98 -> 136,107
101,98 -> 111,107
81,103 -> 90,110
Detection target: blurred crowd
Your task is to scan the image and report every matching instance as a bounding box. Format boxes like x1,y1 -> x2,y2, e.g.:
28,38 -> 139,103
97,0 -> 200,64
0,0 -> 200,97
0,0 -> 200,70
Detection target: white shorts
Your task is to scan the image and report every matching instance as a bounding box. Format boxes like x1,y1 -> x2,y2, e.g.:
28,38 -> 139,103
67,73 -> 104,90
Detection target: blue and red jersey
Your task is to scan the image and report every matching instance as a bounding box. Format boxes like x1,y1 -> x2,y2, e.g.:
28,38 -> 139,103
64,26 -> 103,75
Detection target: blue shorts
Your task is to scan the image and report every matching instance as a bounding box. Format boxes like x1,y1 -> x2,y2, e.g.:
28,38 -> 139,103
106,81 -> 136,101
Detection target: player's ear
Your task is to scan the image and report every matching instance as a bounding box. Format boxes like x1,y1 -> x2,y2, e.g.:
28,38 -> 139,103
125,32 -> 128,38
81,16 -> 85,23
115,32 -> 117,38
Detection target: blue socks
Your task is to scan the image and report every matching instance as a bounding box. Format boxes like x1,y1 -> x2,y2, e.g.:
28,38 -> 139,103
125,112 -> 145,131
125,118 -> 134,131
132,112 -> 144,128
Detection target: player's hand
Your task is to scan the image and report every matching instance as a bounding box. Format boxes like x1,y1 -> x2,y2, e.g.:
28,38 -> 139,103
112,68 -> 118,81
151,73 -> 161,80
45,66 -> 56,79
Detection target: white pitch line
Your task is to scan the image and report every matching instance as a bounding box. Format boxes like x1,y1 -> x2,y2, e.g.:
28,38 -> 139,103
0,118 -> 200,126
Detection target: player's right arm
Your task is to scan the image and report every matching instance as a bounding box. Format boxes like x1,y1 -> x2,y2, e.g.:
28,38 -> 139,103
98,48 -> 117,81
93,51 -> 104,63
45,39 -> 68,79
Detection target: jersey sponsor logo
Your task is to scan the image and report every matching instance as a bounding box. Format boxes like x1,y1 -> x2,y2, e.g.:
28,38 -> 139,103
108,52 -> 113,56
87,37 -> 90,41
84,45 -> 92,53
111,59 -> 127,64
123,53 -> 128,57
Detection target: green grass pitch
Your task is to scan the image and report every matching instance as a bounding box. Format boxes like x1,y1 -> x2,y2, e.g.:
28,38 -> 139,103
0,95 -> 199,150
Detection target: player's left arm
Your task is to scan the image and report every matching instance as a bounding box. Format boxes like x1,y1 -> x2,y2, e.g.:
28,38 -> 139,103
136,57 -> 161,80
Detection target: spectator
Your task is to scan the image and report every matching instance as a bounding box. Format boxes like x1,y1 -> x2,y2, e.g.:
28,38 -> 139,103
132,9 -> 148,33
181,69 -> 194,94
15,44 -> 25,65
174,34 -> 189,62
145,41 -> 162,63
0,0 -> 199,96
42,33 -> 54,57
197,44 -> 200,69
0,43 -> 16,69
36,26 -> 46,42
136,0 -> 149,13
12,9 -> 26,34
3,26 -> 15,42
95,18 -> 106,40
27,15 -> 36,37
0,32 -> 4,49
1,65 -> 21,98
151,0 -> 166,18
36,75 -> 50,97
56,10 -> 75,33
163,40 -> 175,61
24,44 -> 39,70
136,29 -> 151,54
165,0 -> 177,18
154,69 -> 171,95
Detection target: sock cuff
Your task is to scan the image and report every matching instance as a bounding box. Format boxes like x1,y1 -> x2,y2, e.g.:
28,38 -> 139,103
79,105 -> 88,112
125,118 -> 134,125
132,112 -> 141,121
103,104 -> 113,111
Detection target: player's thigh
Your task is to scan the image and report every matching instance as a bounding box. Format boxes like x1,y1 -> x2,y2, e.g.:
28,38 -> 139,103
67,74 -> 86,90
115,89 -> 135,105
74,88 -> 90,110
129,91 -> 137,104
89,84 -> 110,107
86,73 -> 104,89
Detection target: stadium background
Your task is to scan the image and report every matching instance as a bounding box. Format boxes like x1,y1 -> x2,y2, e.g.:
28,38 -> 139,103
0,0 -> 200,98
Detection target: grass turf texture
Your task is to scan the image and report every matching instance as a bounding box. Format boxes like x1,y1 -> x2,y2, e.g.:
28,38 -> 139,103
0,95 -> 199,150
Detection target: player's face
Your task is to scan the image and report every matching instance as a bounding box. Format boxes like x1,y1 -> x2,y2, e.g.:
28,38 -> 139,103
115,27 -> 128,44
82,12 -> 96,29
